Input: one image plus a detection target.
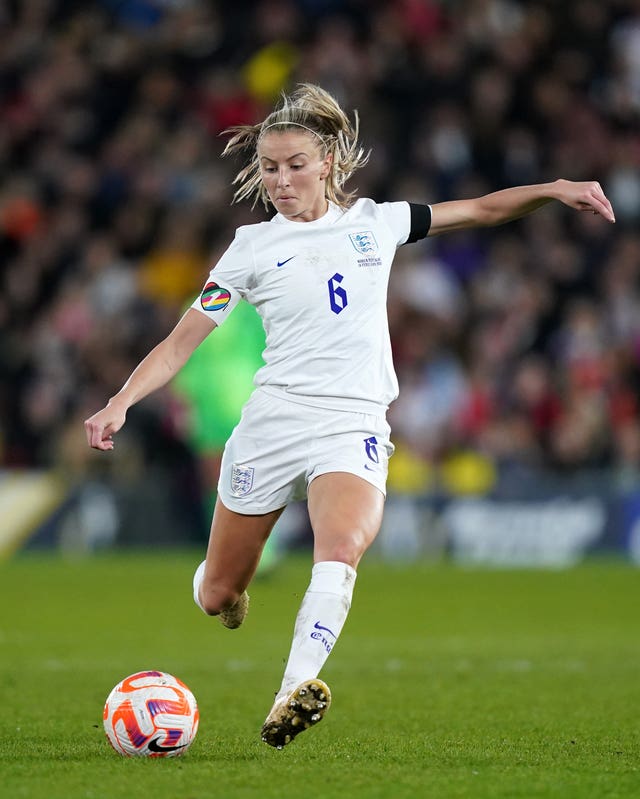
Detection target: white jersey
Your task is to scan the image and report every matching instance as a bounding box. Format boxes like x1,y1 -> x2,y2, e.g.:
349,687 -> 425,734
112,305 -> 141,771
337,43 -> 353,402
191,198 -> 418,416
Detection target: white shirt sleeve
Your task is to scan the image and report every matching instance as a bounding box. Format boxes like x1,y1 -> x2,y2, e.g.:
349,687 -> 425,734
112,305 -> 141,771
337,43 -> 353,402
377,201 -> 412,246
190,230 -> 254,327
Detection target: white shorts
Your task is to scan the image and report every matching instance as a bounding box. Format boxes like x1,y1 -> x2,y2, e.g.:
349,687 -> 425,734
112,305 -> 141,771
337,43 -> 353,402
218,388 -> 394,514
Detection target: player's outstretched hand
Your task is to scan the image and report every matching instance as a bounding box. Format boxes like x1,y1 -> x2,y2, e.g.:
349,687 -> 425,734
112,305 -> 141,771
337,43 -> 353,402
555,179 -> 615,223
84,403 -> 127,451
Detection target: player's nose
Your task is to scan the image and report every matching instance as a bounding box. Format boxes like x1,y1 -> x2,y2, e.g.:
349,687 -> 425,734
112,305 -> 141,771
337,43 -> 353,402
277,168 -> 290,187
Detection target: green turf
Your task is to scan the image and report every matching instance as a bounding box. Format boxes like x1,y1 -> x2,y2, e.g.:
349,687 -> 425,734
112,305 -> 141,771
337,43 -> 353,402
0,552 -> 638,799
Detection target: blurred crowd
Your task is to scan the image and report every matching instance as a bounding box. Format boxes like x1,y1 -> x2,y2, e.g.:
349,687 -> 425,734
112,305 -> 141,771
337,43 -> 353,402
2,0 -> 640,523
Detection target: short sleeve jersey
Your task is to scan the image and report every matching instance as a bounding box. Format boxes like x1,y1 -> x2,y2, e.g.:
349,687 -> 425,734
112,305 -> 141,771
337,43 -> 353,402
191,198 -> 429,415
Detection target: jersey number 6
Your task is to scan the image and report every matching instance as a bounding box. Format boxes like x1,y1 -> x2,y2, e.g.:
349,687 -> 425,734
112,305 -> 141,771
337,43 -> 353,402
328,273 -> 348,315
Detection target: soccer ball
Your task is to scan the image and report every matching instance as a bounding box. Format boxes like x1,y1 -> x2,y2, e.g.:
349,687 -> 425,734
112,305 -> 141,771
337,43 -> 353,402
103,670 -> 199,757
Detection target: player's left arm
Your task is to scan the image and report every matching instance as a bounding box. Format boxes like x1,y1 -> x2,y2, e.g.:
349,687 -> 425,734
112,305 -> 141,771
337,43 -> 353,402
428,179 -> 615,236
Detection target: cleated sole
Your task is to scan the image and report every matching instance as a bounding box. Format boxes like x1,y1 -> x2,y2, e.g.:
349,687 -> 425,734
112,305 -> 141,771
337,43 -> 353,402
261,679 -> 332,749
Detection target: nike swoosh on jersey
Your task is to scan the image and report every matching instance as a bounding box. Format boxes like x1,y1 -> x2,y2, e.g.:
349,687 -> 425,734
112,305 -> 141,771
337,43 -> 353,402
276,256 -> 296,267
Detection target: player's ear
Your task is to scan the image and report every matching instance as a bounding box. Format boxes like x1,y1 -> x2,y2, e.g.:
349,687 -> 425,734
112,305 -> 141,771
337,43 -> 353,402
320,152 -> 333,180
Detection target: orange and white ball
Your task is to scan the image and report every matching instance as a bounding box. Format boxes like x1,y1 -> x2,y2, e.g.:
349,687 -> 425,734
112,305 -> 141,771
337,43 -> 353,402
103,670 -> 199,757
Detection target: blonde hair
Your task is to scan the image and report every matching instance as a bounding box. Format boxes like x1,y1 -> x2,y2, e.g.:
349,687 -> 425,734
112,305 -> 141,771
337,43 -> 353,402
222,84 -> 369,210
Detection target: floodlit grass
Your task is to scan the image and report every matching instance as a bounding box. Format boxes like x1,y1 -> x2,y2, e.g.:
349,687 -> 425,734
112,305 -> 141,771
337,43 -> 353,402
0,552 -> 638,799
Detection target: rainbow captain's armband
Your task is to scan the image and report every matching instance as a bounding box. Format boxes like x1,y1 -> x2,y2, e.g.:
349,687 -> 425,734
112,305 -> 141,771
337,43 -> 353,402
200,281 -> 231,312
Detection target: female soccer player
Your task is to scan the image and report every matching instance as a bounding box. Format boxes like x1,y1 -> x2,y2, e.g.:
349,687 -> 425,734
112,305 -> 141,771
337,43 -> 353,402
85,84 -> 615,749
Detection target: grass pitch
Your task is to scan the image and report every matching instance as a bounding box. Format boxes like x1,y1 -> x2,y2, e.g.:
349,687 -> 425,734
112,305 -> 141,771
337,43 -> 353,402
0,552 -> 638,799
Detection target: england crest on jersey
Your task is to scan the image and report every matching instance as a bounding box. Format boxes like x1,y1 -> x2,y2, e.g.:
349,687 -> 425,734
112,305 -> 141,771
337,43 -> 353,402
231,464 -> 254,496
349,231 -> 378,254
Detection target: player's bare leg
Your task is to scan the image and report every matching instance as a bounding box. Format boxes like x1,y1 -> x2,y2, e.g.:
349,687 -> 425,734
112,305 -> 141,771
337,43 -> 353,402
261,473 -> 383,747
308,472 -> 384,568
193,498 -> 284,628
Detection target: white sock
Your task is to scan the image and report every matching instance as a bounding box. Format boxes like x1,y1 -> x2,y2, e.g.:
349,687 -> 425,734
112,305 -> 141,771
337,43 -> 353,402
275,560 -> 357,701
193,560 -> 206,613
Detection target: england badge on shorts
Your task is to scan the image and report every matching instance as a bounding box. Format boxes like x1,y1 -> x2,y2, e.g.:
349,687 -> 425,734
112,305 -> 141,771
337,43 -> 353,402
231,464 -> 254,496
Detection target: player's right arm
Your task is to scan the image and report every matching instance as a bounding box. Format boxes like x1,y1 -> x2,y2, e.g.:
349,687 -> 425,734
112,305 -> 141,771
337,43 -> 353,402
84,308 -> 216,451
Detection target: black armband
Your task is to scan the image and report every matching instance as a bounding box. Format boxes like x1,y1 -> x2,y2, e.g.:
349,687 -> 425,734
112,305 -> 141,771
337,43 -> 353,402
406,203 -> 432,244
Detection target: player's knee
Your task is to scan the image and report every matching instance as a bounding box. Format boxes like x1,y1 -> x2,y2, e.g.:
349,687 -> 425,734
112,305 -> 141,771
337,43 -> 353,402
198,583 -> 241,617
322,529 -> 370,568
